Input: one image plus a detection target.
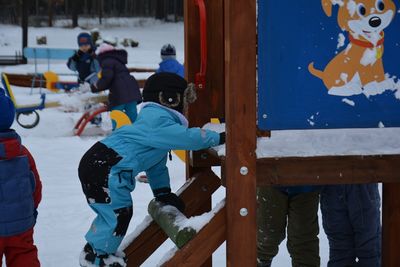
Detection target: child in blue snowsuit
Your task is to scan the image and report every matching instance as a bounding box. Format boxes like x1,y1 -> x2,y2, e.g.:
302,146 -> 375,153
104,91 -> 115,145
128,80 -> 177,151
321,184 -> 381,267
67,32 -> 100,84
156,44 -> 184,78
78,73 -> 224,266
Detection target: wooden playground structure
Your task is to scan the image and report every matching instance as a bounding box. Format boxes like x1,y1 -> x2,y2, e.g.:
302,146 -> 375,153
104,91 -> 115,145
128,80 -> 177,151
120,0 -> 400,266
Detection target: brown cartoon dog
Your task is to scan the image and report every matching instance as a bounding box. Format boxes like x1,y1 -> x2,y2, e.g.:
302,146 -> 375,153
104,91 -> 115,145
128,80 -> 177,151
309,0 -> 396,95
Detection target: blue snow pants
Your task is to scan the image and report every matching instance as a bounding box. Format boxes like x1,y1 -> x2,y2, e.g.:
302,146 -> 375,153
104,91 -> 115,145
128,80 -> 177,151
111,101 -> 138,130
78,142 -> 135,256
320,184 -> 381,267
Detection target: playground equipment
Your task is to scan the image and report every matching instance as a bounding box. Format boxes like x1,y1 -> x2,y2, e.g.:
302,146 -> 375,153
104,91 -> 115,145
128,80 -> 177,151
73,102 -> 108,136
2,73 -> 47,129
43,71 -> 80,92
2,72 -> 110,130
23,47 -> 76,93
121,1 -> 400,267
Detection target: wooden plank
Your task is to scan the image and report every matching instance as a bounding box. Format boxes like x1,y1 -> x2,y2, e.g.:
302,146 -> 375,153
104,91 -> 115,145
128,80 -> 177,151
124,170 -> 221,266
190,149 -> 221,168
162,206 -> 226,267
256,155 -> 400,186
185,0 -> 225,266
224,0 -> 257,266
127,67 -> 156,73
4,73 -> 44,88
382,183 -> 400,267
185,0 -> 224,128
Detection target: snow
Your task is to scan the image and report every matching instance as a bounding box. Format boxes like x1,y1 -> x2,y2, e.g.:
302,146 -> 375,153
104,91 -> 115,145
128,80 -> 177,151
342,98 -> 355,106
2,19 -> 390,267
207,123 -> 400,158
337,33 -> 346,49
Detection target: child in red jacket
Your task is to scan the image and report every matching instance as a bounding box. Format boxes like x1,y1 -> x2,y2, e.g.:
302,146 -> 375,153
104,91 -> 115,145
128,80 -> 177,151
0,89 -> 42,267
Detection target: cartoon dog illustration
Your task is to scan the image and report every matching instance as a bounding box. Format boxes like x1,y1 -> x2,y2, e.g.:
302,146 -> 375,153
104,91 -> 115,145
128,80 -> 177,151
308,0 -> 396,95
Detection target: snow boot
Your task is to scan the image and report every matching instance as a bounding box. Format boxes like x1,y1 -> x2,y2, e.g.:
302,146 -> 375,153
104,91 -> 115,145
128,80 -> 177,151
79,243 -> 127,267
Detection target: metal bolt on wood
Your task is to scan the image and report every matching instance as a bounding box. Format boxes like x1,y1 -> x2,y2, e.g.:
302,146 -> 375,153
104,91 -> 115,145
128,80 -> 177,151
240,166 -> 249,175
240,208 -> 248,217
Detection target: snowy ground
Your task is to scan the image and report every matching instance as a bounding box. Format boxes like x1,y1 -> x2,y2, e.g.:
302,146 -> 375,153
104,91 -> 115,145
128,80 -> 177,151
3,19 -> 392,266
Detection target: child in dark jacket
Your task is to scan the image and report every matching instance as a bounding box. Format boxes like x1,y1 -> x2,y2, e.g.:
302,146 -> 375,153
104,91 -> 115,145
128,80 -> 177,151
156,44 -> 184,78
257,186 -> 320,267
321,184 -> 381,267
78,73 -> 225,267
91,43 -> 142,130
0,89 -> 42,267
67,32 -> 100,84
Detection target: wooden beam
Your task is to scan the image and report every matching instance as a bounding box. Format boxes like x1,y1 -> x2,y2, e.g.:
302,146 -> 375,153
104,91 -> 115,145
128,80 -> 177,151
124,170 -> 221,266
162,206 -> 226,267
189,149 -> 221,168
148,200 -> 197,248
185,0 -> 224,127
224,0 -> 257,266
256,155 -> 400,186
185,0 -> 225,266
382,183 -> 400,266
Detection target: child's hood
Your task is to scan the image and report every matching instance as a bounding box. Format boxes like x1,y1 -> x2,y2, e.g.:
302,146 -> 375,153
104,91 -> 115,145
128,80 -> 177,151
140,102 -> 188,127
98,49 -> 128,65
0,130 -> 22,160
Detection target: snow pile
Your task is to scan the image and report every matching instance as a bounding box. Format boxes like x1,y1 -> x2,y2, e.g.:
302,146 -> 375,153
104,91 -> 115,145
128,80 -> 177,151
204,123 -> 400,158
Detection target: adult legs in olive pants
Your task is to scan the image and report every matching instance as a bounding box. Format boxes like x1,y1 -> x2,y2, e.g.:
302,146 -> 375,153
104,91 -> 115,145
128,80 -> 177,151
257,187 -> 320,267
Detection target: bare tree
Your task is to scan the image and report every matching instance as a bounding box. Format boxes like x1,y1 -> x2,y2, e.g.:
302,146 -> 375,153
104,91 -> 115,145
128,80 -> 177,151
71,0 -> 78,27
48,0 -> 53,27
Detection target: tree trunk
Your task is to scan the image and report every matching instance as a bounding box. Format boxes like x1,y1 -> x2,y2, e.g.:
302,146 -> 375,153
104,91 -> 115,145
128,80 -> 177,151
156,0 -> 165,20
21,0 -> 28,63
98,0 -> 103,25
72,0 -> 78,27
48,0 -> 53,27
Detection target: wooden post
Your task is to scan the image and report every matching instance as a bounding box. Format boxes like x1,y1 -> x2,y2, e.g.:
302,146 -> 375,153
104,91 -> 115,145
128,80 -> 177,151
382,183 -> 400,266
185,0 -> 225,266
224,0 -> 257,266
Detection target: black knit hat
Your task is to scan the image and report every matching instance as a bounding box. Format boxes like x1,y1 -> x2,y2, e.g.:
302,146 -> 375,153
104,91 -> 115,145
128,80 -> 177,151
143,72 -> 191,113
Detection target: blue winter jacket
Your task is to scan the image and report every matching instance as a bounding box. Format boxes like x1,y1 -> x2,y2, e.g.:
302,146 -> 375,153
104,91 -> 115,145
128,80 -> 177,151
101,103 -> 220,193
67,49 -> 100,83
0,131 -> 36,237
156,59 -> 185,78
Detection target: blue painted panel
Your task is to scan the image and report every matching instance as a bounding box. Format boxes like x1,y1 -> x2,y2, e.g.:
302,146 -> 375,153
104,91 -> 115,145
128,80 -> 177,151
23,47 -> 75,60
258,0 -> 400,130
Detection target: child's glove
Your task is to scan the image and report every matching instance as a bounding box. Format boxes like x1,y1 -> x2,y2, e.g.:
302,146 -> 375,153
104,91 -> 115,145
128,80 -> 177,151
219,132 -> 226,145
72,50 -> 83,61
155,190 -> 185,213
90,83 -> 97,92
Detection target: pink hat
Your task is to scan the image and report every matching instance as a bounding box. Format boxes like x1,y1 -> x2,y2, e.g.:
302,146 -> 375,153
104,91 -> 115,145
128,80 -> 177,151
96,43 -> 115,55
